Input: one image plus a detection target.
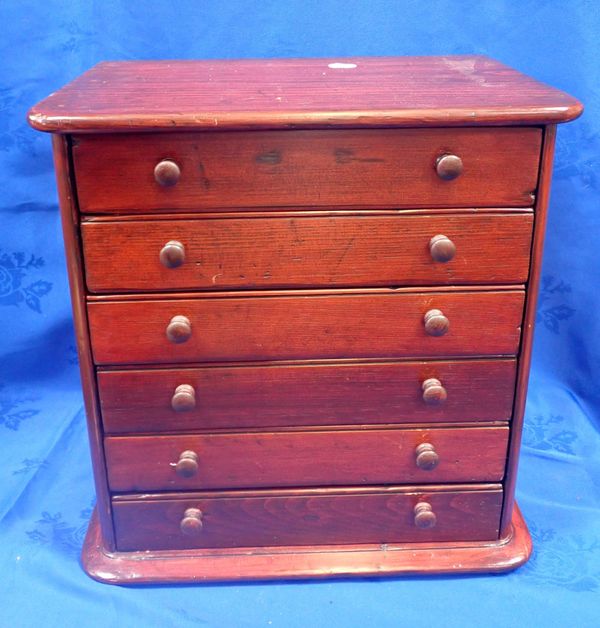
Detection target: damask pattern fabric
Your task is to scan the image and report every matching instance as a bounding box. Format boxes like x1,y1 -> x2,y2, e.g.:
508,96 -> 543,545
0,1 -> 598,626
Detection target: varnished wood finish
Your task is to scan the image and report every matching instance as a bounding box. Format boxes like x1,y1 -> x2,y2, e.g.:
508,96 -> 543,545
104,426 -> 509,492
27,56 -> 582,133
97,359 -> 517,434
112,486 -> 503,551
29,56 -> 582,582
81,213 -> 534,292
82,502 -> 532,584
51,136 -> 116,550
500,125 -> 557,536
87,290 -> 525,365
72,128 -> 541,212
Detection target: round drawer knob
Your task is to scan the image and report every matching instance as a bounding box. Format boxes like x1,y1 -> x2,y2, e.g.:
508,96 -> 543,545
160,240 -> 185,268
423,309 -> 449,337
415,443 -> 440,470
180,507 -> 203,536
166,315 -> 192,344
422,378 -> 447,405
175,450 -> 199,478
435,154 -> 463,180
414,502 -> 437,529
429,235 -> 456,263
154,159 -> 181,187
171,384 -> 197,412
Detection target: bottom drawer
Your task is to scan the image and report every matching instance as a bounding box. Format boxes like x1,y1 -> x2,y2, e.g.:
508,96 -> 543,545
112,485 -> 503,551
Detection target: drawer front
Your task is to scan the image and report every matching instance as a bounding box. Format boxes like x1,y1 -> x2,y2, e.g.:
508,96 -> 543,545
112,487 -> 503,551
104,426 -> 509,491
72,128 -> 542,212
82,213 -> 534,293
98,359 -> 517,434
87,290 -> 525,365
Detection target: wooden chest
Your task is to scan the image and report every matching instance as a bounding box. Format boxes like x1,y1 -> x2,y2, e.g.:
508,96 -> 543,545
28,56 -> 582,583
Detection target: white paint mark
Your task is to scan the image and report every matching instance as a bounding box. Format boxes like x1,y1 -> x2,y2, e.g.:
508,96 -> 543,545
328,62 -> 357,69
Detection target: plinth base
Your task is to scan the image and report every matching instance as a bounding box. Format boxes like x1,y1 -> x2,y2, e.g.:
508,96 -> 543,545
81,504 -> 532,584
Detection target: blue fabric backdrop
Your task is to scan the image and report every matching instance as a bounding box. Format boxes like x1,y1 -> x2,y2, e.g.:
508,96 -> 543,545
1,1 -> 598,626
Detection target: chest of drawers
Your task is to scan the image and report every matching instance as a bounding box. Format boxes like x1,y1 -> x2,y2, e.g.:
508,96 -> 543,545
28,56 -> 582,584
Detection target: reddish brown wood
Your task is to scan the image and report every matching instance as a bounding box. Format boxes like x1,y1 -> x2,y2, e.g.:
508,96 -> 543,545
501,125 -> 557,536
27,56 -> 582,133
97,358 -> 517,434
81,213 -> 534,292
104,426 -> 509,492
51,135 -> 116,550
71,128 -> 541,212
87,290 -> 525,366
111,486 -> 503,551
82,502 -> 532,583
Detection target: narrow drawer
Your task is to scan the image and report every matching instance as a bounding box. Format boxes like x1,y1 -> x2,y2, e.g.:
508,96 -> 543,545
98,358 -> 517,434
104,426 -> 509,492
87,290 -> 525,365
82,212 -> 534,293
72,128 -> 542,212
112,486 -> 504,551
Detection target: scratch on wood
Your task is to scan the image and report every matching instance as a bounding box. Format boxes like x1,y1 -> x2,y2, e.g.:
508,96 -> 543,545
334,148 -> 384,164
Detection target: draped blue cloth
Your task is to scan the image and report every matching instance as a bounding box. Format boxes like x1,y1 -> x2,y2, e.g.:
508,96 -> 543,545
0,1 -> 598,625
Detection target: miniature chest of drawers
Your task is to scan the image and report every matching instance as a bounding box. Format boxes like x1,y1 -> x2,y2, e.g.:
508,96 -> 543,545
28,56 -> 582,584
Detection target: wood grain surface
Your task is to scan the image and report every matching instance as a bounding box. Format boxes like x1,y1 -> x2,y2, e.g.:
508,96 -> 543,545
87,289 -> 525,365
72,128 -> 542,212
27,56 -> 582,133
111,486 -> 503,551
82,212 -> 534,292
98,358 -> 517,434
104,425 -> 509,491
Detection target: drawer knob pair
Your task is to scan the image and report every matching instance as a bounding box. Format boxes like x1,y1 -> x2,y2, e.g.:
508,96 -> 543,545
435,154 -> 463,181
154,159 -> 181,187
414,502 -> 437,529
422,378 -> 447,405
180,507 -> 203,536
423,309 -> 449,336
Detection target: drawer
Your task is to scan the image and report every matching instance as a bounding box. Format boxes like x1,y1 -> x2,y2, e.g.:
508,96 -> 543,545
82,212 -> 534,293
87,290 -> 525,365
72,128 -> 542,212
112,486 -> 504,551
104,426 -> 509,492
98,358 -> 517,434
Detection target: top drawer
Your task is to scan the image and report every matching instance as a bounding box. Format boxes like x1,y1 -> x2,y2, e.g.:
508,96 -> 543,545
72,128 -> 542,213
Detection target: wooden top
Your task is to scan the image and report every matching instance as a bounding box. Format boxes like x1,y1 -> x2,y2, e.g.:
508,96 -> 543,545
28,56 -> 582,133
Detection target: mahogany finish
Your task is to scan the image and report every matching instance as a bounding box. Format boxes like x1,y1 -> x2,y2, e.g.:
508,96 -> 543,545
27,56 -> 582,132
112,486 -> 503,551
28,56 -> 582,583
87,290 -> 525,365
104,426 -> 509,492
72,128 -> 541,212
97,358 -> 517,434
81,212 -> 534,292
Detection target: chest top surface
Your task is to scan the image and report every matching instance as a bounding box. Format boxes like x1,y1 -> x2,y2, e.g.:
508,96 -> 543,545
28,55 -> 582,133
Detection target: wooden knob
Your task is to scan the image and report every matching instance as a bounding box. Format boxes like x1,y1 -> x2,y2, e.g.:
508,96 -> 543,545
429,235 -> 456,263
166,315 -> 192,344
171,384 -> 196,412
423,309 -> 449,337
421,378 -> 447,405
154,159 -> 181,187
415,443 -> 440,470
435,154 -> 463,180
160,240 -> 185,268
175,450 -> 199,478
414,502 -> 437,529
180,507 -> 203,536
